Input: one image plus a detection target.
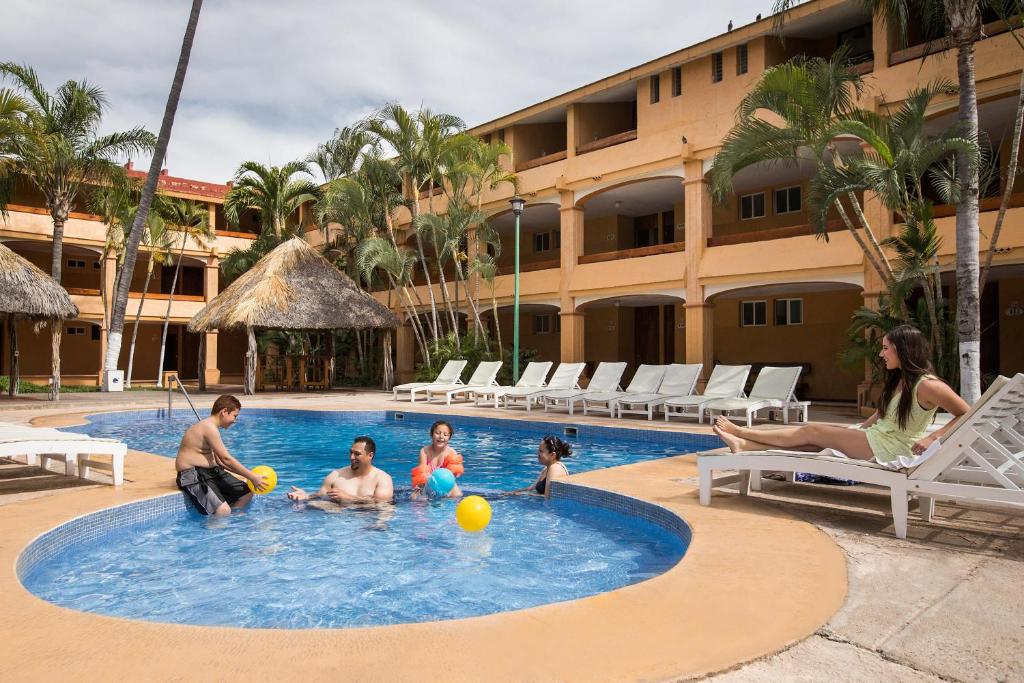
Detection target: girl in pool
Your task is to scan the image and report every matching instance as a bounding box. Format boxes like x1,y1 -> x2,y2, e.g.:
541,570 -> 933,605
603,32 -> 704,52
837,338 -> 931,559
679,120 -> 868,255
713,324 -> 970,465
415,420 -> 462,498
508,435 -> 573,499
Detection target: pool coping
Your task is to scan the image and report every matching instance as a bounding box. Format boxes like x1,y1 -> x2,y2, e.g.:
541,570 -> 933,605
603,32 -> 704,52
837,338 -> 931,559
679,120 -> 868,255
0,403 -> 847,682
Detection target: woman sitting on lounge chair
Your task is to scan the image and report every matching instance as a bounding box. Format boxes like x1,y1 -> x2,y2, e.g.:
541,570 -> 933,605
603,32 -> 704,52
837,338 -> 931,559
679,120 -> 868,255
713,325 -> 970,465
506,435 -> 573,499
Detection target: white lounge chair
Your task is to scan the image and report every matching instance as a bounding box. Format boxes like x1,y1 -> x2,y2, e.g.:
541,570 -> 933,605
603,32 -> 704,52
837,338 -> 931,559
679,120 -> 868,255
469,361 -> 553,408
0,421 -> 127,485
393,360 -> 468,402
703,365 -> 807,426
614,363 -> 704,420
422,361 -> 503,405
698,374 -> 1024,539
540,362 -> 628,416
500,363 -> 587,412
663,364 -> 751,423
582,365 -> 669,417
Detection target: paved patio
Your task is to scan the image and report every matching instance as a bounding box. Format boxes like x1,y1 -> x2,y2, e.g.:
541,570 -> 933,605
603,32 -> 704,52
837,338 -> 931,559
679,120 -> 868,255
0,389 -> 1020,682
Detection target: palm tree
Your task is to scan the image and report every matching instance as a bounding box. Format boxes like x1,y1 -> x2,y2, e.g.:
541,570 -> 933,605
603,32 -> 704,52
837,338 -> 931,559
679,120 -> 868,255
468,254 -> 503,356
770,0 -> 1023,403
307,122 -> 372,182
155,198 -> 212,387
105,0 -> 203,389
224,160 -> 320,239
356,237 -> 430,363
88,177 -> 176,388
370,104 -> 446,344
0,62 -> 156,398
0,88 -> 32,215
709,53 -> 896,285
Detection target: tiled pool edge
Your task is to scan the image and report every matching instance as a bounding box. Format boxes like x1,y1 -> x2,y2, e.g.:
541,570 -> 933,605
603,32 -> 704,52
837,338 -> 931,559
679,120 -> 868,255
15,485 -> 691,592
15,493 -> 185,581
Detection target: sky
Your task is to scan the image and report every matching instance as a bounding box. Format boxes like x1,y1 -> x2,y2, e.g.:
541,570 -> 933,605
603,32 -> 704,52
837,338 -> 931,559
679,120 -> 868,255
3,0 -> 772,183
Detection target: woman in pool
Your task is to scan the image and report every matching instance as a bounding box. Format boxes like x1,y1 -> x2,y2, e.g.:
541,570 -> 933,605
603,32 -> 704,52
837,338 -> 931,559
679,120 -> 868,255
713,324 -> 970,465
508,435 -> 573,499
416,420 -> 462,498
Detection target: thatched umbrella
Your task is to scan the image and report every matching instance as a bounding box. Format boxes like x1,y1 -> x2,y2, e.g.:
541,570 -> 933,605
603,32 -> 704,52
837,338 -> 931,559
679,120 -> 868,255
189,237 -> 399,394
0,243 -> 79,398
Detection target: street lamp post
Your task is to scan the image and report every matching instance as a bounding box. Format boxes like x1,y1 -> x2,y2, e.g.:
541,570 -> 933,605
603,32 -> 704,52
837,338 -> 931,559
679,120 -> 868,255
510,196 -> 526,384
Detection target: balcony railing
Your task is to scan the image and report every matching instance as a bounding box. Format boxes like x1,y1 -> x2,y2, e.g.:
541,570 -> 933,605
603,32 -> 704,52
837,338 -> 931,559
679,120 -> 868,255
64,288 -> 206,302
576,129 -> 637,156
889,17 -> 1019,66
514,150 -> 567,172
578,241 -> 684,264
707,219 -> 844,247
928,191 -> 1024,219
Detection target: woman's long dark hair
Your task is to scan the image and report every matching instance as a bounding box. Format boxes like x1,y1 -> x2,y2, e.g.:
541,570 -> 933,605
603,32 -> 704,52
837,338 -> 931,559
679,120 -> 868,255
541,435 -> 573,460
878,325 -> 934,430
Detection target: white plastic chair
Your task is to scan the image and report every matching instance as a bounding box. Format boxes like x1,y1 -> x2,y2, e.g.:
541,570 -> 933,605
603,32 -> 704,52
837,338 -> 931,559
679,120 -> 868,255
394,360 -> 468,402
581,365 -> 669,417
663,364 -> 751,423
703,366 -> 805,426
422,361 -> 503,405
614,363 -> 704,420
539,362 -> 628,416
469,361 -> 553,408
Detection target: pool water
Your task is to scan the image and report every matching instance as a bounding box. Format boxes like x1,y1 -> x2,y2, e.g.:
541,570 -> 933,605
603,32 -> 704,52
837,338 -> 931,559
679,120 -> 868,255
20,409 -> 718,629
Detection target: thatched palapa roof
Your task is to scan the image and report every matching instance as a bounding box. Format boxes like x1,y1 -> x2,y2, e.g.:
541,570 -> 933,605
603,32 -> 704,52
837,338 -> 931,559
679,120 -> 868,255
189,237 -> 399,332
0,243 -> 79,319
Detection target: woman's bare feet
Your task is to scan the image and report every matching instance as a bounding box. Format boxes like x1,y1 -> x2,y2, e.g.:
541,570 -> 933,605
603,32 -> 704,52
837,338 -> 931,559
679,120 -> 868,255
714,416 -> 742,436
713,424 -> 744,453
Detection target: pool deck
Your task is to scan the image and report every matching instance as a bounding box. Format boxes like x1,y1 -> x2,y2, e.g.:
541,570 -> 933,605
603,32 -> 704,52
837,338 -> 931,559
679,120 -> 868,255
0,390 -> 1020,682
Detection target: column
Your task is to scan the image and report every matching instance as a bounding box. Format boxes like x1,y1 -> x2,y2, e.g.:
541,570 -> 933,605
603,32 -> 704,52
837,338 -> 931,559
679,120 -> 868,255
396,322 -> 416,383
558,189 -> 585,362
566,104 -> 578,159
203,252 -> 221,385
682,159 -> 715,384
871,11 -> 894,67
207,202 -> 217,233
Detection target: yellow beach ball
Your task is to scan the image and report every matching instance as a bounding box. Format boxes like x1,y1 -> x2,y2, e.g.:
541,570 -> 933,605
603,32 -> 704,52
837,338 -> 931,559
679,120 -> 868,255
455,495 -> 492,532
247,465 -> 278,494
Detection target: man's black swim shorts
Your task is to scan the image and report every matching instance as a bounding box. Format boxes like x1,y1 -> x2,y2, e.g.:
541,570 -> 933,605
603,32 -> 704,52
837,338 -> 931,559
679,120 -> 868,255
176,465 -> 249,515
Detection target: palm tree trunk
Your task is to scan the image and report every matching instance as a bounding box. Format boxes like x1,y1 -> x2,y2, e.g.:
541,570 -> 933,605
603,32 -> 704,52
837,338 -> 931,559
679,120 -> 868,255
846,192 -> 894,280
245,325 -> 256,395
954,36 -> 982,404
832,197 -> 891,285
126,263 -> 155,388
48,212 -> 68,401
7,317 -> 18,397
156,237 -> 188,387
381,331 -> 394,391
104,0 -> 203,381
409,182 -> 441,346
980,70 -> 1024,293
492,293 -> 504,358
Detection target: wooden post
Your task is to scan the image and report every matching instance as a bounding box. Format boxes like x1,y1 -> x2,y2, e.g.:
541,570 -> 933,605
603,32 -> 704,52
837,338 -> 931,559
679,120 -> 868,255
49,321 -> 61,401
7,317 -> 18,397
245,326 -> 256,395
198,333 -> 206,392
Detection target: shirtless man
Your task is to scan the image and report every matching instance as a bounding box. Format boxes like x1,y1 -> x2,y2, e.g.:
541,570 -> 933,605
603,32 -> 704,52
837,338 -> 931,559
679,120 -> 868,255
287,436 -> 394,505
175,395 -> 268,516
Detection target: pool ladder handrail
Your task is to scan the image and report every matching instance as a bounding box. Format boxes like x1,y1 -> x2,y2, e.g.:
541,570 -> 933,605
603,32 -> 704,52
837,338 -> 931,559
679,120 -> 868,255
166,373 -> 202,422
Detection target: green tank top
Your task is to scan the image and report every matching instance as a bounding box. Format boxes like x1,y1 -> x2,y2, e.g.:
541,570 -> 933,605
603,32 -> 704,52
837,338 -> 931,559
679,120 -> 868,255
865,375 -> 938,463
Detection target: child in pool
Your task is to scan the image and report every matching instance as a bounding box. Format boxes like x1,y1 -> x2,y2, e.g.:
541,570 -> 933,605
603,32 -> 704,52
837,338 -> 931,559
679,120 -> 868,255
416,420 -> 462,498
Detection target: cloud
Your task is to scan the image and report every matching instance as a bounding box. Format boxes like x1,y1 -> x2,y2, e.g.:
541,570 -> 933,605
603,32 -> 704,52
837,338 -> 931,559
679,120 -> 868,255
3,0 -> 766,181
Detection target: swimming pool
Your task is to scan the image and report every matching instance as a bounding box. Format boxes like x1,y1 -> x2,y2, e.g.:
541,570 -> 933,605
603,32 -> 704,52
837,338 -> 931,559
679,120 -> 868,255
19,409 -> 719,629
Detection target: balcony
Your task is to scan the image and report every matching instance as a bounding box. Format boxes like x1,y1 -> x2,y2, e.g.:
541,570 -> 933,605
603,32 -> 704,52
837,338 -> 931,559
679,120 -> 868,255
576,129 -> 637,156
708,219 -> 845,247
578,241 -> 684,264
515,150 -> 567,172
889,16 -> 1020,66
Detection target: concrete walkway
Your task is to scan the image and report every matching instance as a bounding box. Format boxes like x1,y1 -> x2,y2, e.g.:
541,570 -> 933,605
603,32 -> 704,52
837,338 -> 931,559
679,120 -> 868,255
704,480 -> 1024,682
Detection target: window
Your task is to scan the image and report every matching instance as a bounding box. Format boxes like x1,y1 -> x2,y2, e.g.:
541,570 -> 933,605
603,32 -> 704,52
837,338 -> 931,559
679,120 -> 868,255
533,314 -> 556,335
482,133 -> 492,144
553,230 -> 561,248
533,231 -> 551,252
837,23 -> 873,63
775,298 -> 804,325
737,44 -> 749,75
774,186 -> 801,214
497,128 -> 505,143
741,301 -> 767,327
711,52 -> 724,82
649,74 -> 660,104
671,66 -> 682,97
93,261 -> 101,269
91,325 -> 101,341
66,326 -> 86,336
740,192 -> 766,219
66,258 -> 86,269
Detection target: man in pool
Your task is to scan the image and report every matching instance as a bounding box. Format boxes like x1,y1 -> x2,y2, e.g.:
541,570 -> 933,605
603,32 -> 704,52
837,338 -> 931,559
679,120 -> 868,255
175,394 -> 268,516
287,436 -> 394,506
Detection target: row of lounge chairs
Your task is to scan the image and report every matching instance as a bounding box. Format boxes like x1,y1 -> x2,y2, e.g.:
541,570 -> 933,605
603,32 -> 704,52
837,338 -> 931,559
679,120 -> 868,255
392,359 -> 810,424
